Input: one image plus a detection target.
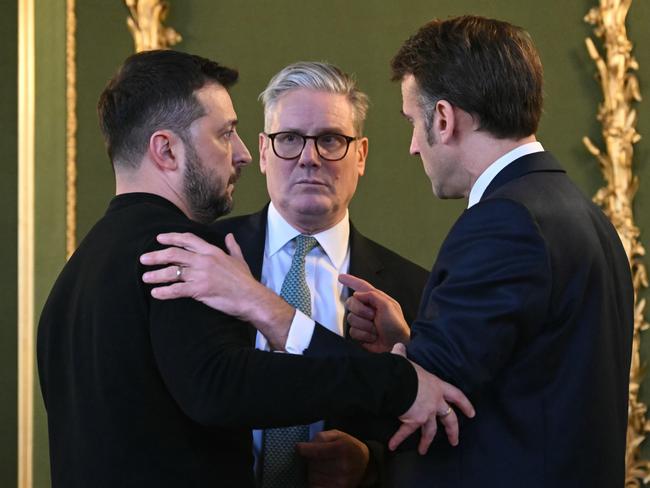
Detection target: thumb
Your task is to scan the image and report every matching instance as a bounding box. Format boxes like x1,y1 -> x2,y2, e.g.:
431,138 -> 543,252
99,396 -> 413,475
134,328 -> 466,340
224,233 -> 245,262
391,342 -> 407,357
296,441 -> 326,459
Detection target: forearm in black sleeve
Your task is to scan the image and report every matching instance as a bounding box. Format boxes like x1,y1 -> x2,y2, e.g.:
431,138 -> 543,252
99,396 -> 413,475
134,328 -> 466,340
149,295 -> 417,429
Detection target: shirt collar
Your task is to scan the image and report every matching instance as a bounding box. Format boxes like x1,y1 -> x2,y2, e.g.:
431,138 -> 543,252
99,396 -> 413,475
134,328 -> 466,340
266,202 -> 350,268
467,141 -> 545,208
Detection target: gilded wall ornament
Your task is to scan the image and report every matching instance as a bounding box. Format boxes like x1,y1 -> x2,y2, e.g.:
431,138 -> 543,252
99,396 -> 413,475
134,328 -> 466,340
125,0 -> 181,52
583,0 -> 647,484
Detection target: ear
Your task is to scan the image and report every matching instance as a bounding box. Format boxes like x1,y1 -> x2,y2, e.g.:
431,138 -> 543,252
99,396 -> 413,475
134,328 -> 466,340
259,132 -> 269,175
432,100 -> 456,144
149,130 -> 182,172
355,136 -> 369,176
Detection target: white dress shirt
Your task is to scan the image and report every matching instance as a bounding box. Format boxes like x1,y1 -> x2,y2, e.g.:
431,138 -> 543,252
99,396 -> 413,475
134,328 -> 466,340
253,202 -> 351,468
467,141 -> 545,208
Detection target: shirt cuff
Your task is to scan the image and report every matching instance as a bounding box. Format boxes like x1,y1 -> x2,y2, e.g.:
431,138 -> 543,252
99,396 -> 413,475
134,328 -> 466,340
284,310 -> 316,355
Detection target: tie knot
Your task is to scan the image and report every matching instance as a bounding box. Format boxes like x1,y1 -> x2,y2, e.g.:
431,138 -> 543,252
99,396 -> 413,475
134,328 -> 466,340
293,235 -> 318,258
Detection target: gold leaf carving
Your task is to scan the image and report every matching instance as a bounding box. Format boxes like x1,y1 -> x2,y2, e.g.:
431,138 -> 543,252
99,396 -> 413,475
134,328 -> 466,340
124,0 -> 181,53
584,1 -> 648,485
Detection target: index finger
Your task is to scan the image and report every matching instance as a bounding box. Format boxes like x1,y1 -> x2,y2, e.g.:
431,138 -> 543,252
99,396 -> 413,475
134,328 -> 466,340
156,232 -> 218,255
140,246 -> 194,266
338,273 -> 376,293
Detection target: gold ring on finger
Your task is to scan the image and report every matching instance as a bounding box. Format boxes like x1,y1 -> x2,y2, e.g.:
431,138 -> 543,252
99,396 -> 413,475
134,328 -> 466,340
437,406 -> 452,418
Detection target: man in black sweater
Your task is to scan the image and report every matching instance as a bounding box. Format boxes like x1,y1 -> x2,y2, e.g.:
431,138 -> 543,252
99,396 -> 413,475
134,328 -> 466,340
37,50 -> 473,487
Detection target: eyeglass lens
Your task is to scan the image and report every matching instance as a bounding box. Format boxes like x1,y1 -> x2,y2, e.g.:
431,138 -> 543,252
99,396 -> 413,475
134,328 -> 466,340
272,132 -> 351,161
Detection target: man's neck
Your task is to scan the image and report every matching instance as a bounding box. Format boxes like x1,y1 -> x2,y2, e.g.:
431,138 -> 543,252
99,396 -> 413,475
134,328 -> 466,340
115,168 -> 193,221
463,134 -> 538,192
272,205 -> 347,235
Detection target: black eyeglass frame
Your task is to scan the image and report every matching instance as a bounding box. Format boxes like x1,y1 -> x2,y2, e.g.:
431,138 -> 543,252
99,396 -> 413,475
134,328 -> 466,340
264,131 -> 358,161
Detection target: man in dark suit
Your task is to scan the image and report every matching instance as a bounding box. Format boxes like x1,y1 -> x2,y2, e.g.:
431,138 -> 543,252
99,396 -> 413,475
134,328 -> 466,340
37,50 -> 472,488
342,15 -> 634,487
213,62 -> 429,487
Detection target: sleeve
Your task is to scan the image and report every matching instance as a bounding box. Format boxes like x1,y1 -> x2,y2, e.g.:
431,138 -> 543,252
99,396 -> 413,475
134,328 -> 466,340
407,198 -> 552,395
283,310 -> 316,354
142,238 -> 417,429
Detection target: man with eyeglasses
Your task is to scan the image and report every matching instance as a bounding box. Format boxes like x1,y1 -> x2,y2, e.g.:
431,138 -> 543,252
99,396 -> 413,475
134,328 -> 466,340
41,51 -> 474,488
140,61 -> 433,486
215,62 -> 430,487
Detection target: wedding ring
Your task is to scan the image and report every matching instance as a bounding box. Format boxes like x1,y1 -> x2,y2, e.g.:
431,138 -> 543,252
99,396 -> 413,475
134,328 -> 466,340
438,406 -> 452,418
176,266 -> 183,280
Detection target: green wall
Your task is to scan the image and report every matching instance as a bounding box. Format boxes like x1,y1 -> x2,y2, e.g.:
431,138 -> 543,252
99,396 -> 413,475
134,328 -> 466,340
24,0 -> 650,485
74,0 -> 650,267
33,0 -> 67,486
0,1 -> 18,486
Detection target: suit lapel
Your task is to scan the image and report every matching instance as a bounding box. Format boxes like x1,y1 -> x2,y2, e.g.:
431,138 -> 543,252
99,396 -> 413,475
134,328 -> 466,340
214,206 -> 269,345
229,207 -> 268,281
482,151 -> 565,200
346,223 -> 384,337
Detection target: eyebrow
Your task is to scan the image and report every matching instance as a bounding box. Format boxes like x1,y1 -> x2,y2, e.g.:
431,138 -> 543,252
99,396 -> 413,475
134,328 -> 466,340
277,126 -> 350,135
218,118 -> 239,131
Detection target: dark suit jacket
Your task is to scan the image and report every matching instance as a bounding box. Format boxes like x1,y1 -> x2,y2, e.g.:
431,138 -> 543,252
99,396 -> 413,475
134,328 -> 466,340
213,206 -> 430,480
37,193 -> 418,488
392,152 -> 633,487
213,205 -> 429,338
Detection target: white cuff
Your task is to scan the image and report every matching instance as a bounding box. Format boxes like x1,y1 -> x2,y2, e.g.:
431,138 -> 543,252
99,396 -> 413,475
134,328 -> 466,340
284,310 -> 316,355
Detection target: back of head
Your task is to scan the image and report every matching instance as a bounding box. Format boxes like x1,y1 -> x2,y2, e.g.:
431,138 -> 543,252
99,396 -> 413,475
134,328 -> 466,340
391,15 -> 543,139
259,61 -> 369,136
98,50 -> 238,169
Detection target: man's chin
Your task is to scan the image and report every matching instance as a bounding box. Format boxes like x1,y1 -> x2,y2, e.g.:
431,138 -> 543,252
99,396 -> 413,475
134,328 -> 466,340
191,197 -> 233,225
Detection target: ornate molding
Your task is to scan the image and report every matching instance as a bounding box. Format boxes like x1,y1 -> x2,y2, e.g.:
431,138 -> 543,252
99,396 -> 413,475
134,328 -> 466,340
583,1 -> 647,485
66,0 -> 77,259
125,0 -> 181,52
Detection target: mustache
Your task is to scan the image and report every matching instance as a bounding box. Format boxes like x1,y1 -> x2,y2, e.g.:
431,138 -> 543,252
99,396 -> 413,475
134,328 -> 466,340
228,168 -> 242,185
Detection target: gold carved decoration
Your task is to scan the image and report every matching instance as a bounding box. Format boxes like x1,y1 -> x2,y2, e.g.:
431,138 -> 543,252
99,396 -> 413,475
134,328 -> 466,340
583,0 -> 647,485
125,0 -> 181,52
66,0 -> 77,258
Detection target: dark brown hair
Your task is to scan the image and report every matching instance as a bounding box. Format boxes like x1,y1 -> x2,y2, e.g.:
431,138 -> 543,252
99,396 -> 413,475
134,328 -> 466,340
391,15 -> 543,139
98,49 -> 238,168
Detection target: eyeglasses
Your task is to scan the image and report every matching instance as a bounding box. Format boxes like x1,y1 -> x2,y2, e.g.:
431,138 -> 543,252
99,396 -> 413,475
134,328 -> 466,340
265,131 -> 358,161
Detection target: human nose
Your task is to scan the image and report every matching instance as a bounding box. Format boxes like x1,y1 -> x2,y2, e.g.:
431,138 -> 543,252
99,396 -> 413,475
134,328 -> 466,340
233,132 -> 252,167
297,137 -> 322,167
409,131 -> 420,157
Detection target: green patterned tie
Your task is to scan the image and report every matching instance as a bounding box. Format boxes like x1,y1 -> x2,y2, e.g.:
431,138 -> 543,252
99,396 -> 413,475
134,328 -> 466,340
261,235 -> 318,488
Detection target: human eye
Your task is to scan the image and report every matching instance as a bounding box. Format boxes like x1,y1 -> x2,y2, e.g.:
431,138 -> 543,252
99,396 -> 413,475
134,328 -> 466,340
318,134 -> 345,149
276,132 -> 301,145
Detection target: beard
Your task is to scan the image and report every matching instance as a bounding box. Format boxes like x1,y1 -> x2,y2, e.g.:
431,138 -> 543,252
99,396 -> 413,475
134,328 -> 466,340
183,140 -> 238,225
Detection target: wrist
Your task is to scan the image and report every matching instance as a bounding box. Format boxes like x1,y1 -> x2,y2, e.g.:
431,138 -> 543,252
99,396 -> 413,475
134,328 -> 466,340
245,285 -> 294,350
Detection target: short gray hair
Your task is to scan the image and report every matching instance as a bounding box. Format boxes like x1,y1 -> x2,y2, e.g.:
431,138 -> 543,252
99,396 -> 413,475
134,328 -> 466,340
259,61 -> 369,136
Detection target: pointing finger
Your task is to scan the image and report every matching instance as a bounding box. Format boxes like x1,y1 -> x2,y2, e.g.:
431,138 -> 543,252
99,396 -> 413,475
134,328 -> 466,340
338,274 -> 377,293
